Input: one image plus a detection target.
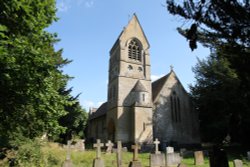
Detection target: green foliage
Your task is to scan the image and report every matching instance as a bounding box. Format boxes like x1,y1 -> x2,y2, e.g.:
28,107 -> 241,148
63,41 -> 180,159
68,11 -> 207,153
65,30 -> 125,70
2,142 -> 249,167
167,0 -> 250,146
14,139 -> 44,166
190,50 -> 240,142
0,0 -> 57,36
58,90 -> 89,142
0,0 -> 81,149
166,0 -> 250,51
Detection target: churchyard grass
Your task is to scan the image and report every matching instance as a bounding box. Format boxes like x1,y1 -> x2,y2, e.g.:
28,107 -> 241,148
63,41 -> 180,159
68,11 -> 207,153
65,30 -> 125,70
1,142 -> 249,166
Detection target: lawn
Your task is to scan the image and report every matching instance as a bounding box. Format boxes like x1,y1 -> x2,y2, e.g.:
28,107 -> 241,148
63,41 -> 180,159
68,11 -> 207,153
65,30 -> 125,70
1,142 -> 249,166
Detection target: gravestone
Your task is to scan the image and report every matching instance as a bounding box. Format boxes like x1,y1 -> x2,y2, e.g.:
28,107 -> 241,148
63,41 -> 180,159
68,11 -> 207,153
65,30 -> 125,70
105,140 -> 114,154
62,140 -> 73,167
154,138 -> 161,154
129,143 -> 142,167
75,139 -> 85,151
92,139 -> 104,167
166,153 -> 182,167
209,146 -> 229,167
166,146 -> 174,154
194,151 -> 204,165
247,151 -> 250,161
233,159 -> 243,167
180,148 -> 187,156
116,141 -> 122,167
150,138 -> 165,167
122,147 -> 128,152
177,163 -> 187,167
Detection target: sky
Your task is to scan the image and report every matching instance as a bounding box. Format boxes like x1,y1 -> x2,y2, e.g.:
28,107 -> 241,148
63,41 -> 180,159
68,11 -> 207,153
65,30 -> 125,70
47,0 -> 210,110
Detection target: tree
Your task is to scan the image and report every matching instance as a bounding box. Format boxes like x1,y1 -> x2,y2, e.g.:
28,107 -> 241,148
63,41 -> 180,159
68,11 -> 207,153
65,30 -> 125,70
0,0 -> 71,147
191,49 -> 241,143
166,0 -> 250,145
58,88 -> 88,143
167,0 -> 250,50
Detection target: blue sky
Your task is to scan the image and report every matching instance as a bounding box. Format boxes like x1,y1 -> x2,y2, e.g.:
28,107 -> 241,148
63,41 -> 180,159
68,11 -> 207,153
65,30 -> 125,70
48,0 -> 210,110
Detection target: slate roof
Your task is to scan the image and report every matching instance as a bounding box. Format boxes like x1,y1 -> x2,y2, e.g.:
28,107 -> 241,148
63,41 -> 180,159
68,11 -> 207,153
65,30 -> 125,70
89,102 -> 107,120
132,80 -> 148,92
152,73 -> 171,102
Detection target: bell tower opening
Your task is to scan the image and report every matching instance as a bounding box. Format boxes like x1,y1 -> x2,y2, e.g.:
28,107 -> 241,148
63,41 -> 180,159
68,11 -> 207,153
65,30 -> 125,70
128,38 -> 142,62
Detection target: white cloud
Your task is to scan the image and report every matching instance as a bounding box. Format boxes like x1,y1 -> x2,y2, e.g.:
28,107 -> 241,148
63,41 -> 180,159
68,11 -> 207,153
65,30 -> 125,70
81,100 -> 104,110
151,74 -> 164,82
57,0 -> 94,12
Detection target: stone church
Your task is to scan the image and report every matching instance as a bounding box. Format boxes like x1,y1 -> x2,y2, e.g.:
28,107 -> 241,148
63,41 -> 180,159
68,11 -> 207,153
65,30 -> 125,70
87,14 -> 200,146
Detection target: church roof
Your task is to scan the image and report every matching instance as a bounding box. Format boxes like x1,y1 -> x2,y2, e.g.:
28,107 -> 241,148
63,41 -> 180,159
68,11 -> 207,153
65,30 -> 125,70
152,73 -> 171,102
89,102 -> 107,120
132,80 -> 148,92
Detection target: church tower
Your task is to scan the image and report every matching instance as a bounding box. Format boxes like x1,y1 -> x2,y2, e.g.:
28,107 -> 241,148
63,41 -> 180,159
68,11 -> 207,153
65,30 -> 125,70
106,14 -> 153,143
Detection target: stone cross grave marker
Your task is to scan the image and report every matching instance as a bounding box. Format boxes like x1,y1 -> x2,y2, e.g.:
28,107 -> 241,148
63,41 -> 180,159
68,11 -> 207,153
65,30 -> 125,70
132,142 -> 141,161
116,141 -> 122,167
194,151 -> 204,165
62,140 -> 73,167
153,138 -> 161,154
93,139 -> 104,167
150,139 -> 165,167
105,140 -> 114,154
233,159 -> 243,167
129,142 -> 142,167
94,139 -> 104,159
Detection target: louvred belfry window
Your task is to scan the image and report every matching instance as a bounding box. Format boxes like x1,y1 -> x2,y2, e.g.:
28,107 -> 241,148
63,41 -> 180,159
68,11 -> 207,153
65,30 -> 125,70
128,39 -> 141,61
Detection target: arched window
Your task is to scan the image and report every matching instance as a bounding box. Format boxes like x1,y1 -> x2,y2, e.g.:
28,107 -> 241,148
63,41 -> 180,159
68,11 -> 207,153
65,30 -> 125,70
170,91 -> 181,123
128,39 -> 142,61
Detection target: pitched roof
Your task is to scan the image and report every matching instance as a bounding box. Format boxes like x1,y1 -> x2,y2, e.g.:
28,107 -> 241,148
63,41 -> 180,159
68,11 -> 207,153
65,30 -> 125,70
89,102 -> 107,120
132,80 -> 148,92
152,73 -> 170,102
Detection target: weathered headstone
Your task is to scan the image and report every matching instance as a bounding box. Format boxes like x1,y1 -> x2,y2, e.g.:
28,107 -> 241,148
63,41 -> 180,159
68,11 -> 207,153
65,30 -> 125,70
233,159 -> 243,167
129,143 -> 142,167
62,140 -> 73,167
150,138 -> 165,167
247,151 -> 250,161
116,141 -> 122,167
166,153 -> 182,167
150,154 -> 165,167
75,139 -> 85,151
177,163 -> 187,167
166,146 -> 174,154
122,147 -> 128,152
194,151 -> 204,165
180,148 -> 187,156
105,140 -> 114,154
92,139 -> 104,167
209,146 -> 229,167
